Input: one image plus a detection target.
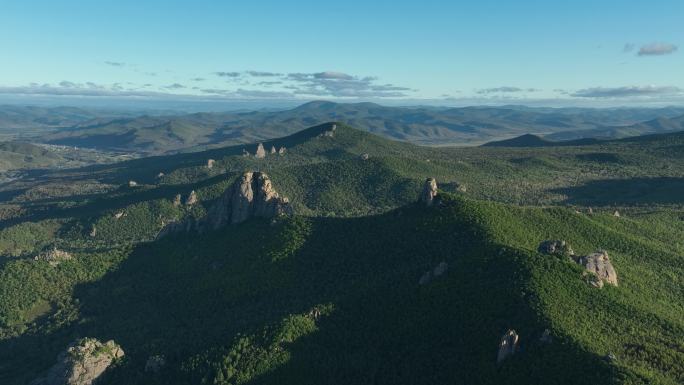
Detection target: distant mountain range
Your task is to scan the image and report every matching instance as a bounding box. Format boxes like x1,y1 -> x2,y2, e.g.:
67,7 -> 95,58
2,102 -> 684,154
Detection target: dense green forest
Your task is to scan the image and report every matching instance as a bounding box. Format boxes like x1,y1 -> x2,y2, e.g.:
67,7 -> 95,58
0,123 -> 682,384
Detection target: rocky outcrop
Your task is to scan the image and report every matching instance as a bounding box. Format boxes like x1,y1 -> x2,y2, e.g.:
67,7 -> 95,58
575,250 -> 618,288
320,123 -> 336,137
185,190 -> 198,206
30,338 -> 124,385
360,153 -> 369,160
34,247 -> 73,266
418,261 -> 448,285
207,171 -> 292,228
613,210 -> 621,217
497,329 -> 519,364
278,147 -> 286,155
255,143 -> 266,158
270,146 -> 277,154
172,194 -> 182,207
420,178 -> 438,206
128,180 -> 138,187
206,159 -> 215,169
538,240 -> 574,257
158,172 -> 292,238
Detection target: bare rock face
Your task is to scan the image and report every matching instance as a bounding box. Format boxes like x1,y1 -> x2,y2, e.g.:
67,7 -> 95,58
576,250 -> 618,288
320,123 -> 336,137
34,247 -> 72,266
497,329 -> 519,364
30,338 -> 124,385
270,145 -> 277,154
172,194 -> 182,207
209,172 -> 292,227
158,172 -> 292,238
206,159 -> 215,169
613,210 -> 621,218
538,240 -> 574,257
420,178 -> 438,206
185,190 -> 198,206
255,143 -> 266,158
278,147 -> 286,155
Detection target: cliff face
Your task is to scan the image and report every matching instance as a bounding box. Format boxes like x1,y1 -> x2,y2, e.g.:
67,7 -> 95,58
208,171 -> 292,228
158,172 -> 292,238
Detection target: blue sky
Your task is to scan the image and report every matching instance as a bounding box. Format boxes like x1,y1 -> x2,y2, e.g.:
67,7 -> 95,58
1,0 -> 682,107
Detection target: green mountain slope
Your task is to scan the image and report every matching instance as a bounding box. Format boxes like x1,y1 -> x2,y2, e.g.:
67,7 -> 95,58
0,123 -> 682,384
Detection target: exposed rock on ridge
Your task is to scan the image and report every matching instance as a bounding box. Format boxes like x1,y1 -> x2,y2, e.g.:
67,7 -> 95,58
157,172 -> 292,238
420,178 -> 438,206
30,338 -> 124,385
576,250 -> 618,287
208,171 -> 292,228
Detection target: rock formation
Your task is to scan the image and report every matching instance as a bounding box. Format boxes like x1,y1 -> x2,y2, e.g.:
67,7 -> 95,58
538,240 -> 574,257
497,329 -> 519,364
320,123 -> 336,137
207,171 -> 292,228
114,211 -> 125,219
420,178 -> 438,206
613,210 -> 621,217
270,145 -> 277,154
172,194 -> 182,207
255,143 -> 266,158
242,149 -> 249,157
156,172 -> 165,178
360,153 -> 370,160
89,226 -> 97,238
30,338 -> 124,385
34,247 -> 73,266
128,180 -> 137,187
158,172 -> 292,238
185,190 -> 198,206
207,159 -> 215,169
278,147 -> 286,155
575,250 -> 618,287
418,261 -> 448,285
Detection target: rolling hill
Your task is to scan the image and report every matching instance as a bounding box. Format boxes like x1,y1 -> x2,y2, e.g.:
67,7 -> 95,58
32,102 -> 684,154
0,123 -> 682,384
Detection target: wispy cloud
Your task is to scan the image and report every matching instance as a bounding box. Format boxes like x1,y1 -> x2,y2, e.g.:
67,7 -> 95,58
637,43 -> 678,56
476,86 -> 539,94
214,71 -> 241,77
164,83 -> 186,89
285,71 -> 412,97
104,61 -> 126,67
246,71 -> 282,77
571,85 -> 682,98
191,77 -> 206,81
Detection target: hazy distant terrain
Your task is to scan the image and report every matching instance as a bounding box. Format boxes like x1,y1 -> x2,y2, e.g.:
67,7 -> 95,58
3,102 -> 684,156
